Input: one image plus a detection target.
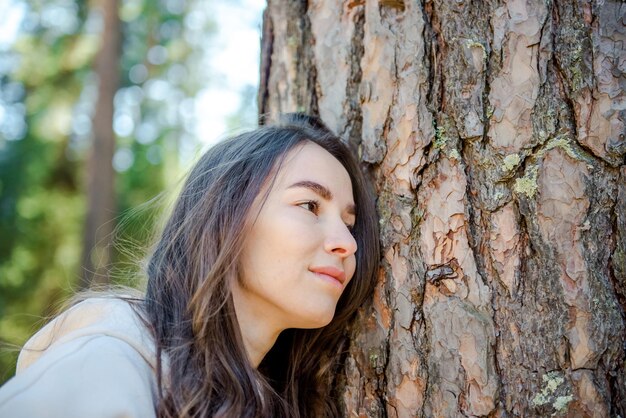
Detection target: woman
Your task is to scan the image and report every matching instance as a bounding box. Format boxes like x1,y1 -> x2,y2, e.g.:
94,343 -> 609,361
0,114 -> 380,417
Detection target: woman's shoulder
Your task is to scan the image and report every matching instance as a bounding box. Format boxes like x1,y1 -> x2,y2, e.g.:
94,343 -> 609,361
17,296 -> 157,372
0,296 -> 160,417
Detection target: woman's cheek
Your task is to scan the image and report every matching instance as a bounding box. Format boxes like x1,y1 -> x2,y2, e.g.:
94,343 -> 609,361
346,256 -> 357,281
284,209 -> 318,236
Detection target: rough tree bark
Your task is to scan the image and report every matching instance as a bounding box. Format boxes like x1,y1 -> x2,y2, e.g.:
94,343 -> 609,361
79,0 -> 120,288
260,0 -> 625,416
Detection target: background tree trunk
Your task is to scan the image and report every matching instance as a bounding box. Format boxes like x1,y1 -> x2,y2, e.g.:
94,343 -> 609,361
260,0 -> 625,416
79,0 -> 120,288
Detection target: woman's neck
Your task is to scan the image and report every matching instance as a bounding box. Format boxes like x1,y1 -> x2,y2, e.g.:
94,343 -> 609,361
231,285 -> 284,368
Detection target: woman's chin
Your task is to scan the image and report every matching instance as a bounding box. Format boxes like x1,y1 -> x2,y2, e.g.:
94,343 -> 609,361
293,307 -> 337,329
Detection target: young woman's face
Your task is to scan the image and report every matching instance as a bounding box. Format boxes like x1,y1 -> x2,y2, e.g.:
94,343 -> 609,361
235,141 -> 358,330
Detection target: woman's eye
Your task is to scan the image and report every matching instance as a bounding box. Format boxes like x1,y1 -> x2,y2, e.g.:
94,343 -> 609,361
298,200 -> 319,214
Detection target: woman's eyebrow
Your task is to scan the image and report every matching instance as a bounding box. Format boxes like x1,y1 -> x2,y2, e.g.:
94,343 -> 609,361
287,180 -> 356,215
288,180 -> 333,200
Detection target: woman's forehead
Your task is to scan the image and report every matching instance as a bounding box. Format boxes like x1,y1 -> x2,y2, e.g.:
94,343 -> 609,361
276,142 -> 354,196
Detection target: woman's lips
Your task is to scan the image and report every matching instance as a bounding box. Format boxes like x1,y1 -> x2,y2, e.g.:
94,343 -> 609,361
309,266 -> 346,285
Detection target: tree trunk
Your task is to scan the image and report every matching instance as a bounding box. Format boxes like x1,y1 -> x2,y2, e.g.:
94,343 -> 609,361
80,0 -> 120,288
260,0 -> 625,416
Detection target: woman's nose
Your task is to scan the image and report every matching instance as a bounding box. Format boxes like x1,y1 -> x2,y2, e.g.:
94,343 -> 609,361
324,221 -> 358,257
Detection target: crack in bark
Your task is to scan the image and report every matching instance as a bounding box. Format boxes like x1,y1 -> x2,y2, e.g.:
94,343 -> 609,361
377,279 -> 394,418
257,6 -> 273,124
407,287 -> 428,416
457,131 -> 491,291
492,321 -> 507,412
604,169 -> 626,415
419,0 -> 438,110
516,217 -> 532,310
419,294 -> 434,418
608,170 -> 626,315
426,0 -> 445,114
380,18 -> 400,149
343,6 -> 365,153
550,5 -> 580,139
300,0 -> 318,116
536,2 -> 550,85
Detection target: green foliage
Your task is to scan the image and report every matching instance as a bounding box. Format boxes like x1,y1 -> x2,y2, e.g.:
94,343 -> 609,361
0,0 -> 92,382
0,0 -> 222,383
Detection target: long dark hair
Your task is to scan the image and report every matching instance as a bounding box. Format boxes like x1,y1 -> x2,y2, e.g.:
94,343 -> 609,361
144,114 -> 380,417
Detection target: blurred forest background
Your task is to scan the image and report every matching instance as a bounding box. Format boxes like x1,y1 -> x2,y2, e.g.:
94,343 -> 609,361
0,0 -> 263,383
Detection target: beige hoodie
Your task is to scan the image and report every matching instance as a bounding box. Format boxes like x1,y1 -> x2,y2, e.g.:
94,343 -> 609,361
0,297 -> 161,418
